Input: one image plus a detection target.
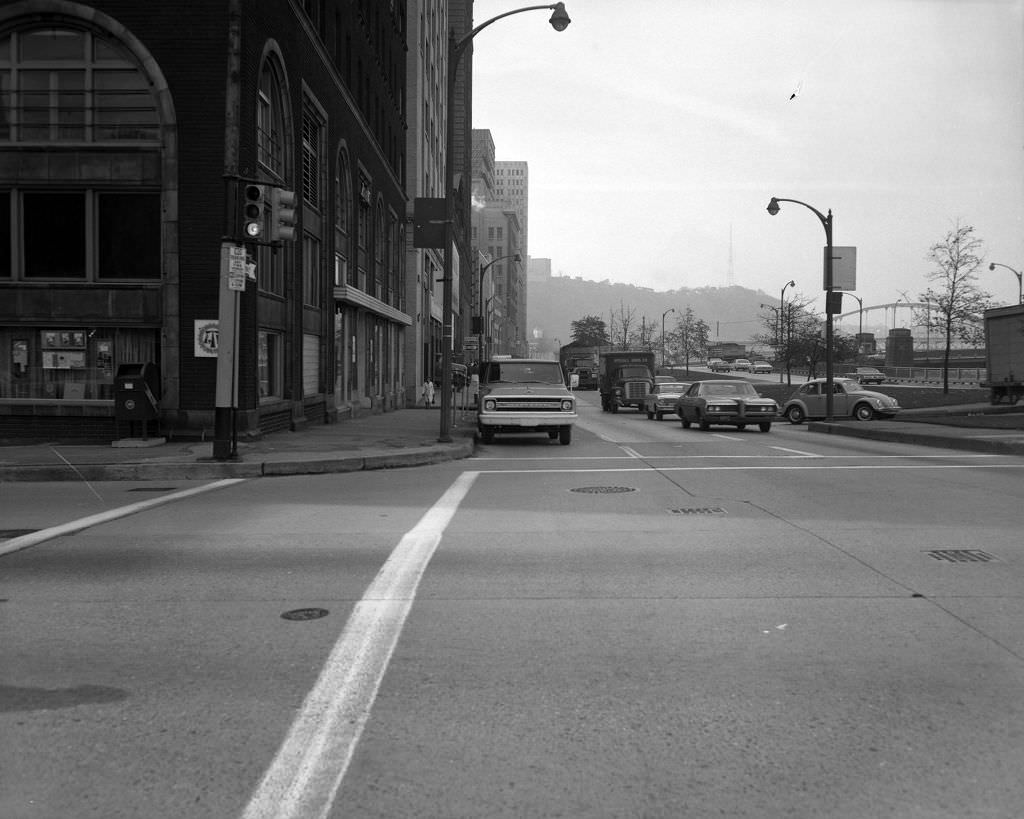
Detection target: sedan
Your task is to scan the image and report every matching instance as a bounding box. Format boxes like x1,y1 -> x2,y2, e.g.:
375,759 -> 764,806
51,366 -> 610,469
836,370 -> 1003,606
751,361 -> 773,374
732,358 -> 752,372
708,359 -> 733,372
782,378 -> 901,423
851,367 -> 886,385
642,381 -> 691,420
674,380 -> 779,432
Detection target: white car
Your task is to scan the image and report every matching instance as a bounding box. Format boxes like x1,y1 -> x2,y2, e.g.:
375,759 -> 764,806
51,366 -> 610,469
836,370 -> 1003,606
732,358 -> 752,372
642,382 -> 691,420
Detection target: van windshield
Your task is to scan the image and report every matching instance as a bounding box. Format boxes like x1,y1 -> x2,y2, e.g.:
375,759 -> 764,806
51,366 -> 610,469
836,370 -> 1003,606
485,361 -> 565,384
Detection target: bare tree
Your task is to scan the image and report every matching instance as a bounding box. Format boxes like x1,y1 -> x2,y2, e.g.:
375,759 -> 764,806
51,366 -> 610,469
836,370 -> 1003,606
668,307 -> 710,372
916,221 -> 993,393
608,302 -> 637,350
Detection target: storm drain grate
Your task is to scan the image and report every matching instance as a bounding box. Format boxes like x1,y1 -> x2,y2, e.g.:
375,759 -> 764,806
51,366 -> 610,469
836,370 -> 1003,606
570,486 -> 636,494
281,608 -> 330,621
926,549 -> 997,563
0,529 -> 37,540
668,507 -> 727,515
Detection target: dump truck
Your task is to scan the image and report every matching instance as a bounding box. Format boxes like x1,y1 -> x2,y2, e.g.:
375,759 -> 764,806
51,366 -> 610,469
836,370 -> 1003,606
599,351 -> 655,412
981,304 -> 1024,404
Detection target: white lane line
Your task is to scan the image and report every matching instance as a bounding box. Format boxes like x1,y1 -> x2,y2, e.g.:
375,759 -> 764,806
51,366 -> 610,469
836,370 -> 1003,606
473,464 -> 1024,475
241,470 -> 479,819
770,446 -> 822,457
711,433 -> 743,441
0,478 -> 246,558
620,446 -> 643,458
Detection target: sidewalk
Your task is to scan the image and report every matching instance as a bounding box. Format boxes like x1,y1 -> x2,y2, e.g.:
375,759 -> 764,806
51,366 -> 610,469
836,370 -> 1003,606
1,404 -> 1021,482
0,406 -> 477,482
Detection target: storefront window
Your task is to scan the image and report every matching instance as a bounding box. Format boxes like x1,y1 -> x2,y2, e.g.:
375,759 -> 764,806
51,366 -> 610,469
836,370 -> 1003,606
258,331 -> 282,401
0,326 -> 158,400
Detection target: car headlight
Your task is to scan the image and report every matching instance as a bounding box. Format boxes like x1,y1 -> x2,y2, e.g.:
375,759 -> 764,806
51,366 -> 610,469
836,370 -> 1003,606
707,404 -> 726,412
483,399 -> 496,411
561,399 -> 575,411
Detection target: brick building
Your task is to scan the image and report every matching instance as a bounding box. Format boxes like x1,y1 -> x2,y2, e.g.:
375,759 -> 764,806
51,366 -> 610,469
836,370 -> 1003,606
0,0 -> 411,441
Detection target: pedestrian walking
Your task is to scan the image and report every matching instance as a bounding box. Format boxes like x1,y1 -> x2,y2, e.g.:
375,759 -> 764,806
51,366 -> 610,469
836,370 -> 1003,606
422,378 -> 435,407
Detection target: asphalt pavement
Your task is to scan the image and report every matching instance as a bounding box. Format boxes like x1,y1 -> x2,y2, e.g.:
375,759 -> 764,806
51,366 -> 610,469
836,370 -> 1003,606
0,402 -> 1021,482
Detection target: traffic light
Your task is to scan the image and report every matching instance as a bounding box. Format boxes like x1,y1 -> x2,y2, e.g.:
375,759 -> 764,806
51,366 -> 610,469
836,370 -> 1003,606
242,184 -> 265,240
270,188 -> 297,242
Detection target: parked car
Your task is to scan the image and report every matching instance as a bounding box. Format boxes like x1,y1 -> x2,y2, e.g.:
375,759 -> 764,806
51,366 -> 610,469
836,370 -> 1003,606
732,358 -> 752,372
751,361 -> 773,374
654,375 -> 676,384
674,380 -> 778,432
850,367 -> 886,385
708,358 -> 733,372
781,378 -> 901,423
642,381 -> 691,420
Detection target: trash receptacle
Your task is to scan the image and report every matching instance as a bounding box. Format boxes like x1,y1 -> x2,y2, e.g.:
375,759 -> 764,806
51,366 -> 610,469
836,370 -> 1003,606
114,363 -> 160,421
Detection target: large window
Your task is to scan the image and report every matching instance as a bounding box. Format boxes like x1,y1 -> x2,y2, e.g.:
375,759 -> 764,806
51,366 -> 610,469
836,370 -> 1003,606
3,189 -> 160,280
0,27 -> 159,143
257,60 -> 286,177
258,331 -> 283,401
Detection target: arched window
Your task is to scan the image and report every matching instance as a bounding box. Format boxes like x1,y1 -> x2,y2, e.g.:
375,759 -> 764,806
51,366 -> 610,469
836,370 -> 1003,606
257,58 -> 286,178
334,147 -> 352,286
0,25 -> 159,143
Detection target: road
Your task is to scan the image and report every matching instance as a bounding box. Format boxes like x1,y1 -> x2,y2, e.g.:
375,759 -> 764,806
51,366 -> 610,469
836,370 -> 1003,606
2,394 -> 1023,818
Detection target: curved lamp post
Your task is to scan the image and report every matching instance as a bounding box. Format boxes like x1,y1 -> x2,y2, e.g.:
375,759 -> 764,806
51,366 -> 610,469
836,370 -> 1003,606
661,307 -> 675,369
989,262 -> 1023,305
767,197 -> 836,420
848,294 -> 863,355
779,279 -> 795,383
438,3 -> 571,442
478,253 -> 520,363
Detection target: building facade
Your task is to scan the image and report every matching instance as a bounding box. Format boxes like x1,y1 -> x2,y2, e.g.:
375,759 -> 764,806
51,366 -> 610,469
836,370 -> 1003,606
0,0 -> 411,441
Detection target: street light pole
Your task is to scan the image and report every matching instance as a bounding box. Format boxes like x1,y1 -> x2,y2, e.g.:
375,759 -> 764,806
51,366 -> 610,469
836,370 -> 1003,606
478,253 -> 520,368
849,294 -> 863,356
989,262 -> 1023,305
768,197 -> 836,420
779,279 -> 794,383
438,3 -> 570,442
661,307 -> 675,370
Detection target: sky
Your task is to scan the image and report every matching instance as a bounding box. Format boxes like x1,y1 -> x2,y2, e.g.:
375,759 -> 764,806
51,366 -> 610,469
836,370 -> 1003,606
470,0 -> 1024,330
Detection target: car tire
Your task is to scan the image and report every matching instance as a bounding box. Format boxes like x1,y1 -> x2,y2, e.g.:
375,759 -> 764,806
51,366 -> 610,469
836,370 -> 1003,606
646,410 -> 654,419
559,425 -> 572,445
680,416 -> 691,429
786,406 -> 805,424
698,415 -> 710,431
854,403 -> 875,421
480,428 -> 494,443
759,422 -> 772,432
655,412 -> 663,421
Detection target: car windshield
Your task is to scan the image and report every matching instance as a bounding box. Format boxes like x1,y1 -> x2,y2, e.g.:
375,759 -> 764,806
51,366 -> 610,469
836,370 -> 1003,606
700,382 -> 757,397
858,368 -> 881,374
484,361 -> 565,384
618,366 -> 650,378
657,383 -> 687,392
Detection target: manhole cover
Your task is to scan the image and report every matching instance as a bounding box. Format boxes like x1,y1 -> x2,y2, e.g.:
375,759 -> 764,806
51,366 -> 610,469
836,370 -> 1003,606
570,486 -> 636,494
925,550 -> 997,563
668,507 -> 727,515
281,608 -> 330,621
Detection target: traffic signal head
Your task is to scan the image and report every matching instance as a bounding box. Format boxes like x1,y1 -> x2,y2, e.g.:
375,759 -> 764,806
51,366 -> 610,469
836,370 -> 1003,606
270,188 -> 297,242
243,184 -> 265,239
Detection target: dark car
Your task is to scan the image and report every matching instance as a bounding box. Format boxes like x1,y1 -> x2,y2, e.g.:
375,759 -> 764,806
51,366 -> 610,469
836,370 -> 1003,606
674,380 -> 779,432
782,378 -> 901,423
851,367 -> 886,385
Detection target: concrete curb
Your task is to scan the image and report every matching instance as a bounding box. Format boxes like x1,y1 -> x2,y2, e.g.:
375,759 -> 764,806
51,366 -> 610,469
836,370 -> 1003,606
0,439 -> 475,482
806,421 -> 1024,455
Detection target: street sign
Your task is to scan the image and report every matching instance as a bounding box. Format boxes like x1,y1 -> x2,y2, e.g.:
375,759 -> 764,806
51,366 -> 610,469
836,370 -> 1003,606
826,246 -> 857,290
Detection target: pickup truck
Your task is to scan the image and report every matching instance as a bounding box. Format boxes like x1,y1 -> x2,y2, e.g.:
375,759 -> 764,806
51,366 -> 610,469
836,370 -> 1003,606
477,358 -> 577,445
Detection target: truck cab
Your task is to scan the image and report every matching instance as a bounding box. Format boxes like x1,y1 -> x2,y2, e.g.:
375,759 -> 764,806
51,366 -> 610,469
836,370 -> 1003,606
476,358 -> 577,445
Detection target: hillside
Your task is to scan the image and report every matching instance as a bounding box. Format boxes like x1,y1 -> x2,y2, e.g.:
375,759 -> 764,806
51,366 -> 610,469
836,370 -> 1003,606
527,276 -> 776,352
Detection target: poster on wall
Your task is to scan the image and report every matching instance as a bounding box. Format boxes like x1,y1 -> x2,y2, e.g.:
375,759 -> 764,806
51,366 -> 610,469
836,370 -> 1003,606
194,320 -> 219,357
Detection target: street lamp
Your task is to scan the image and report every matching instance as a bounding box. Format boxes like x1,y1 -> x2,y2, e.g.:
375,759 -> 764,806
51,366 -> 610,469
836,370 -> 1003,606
779,279 -> 795,383
438,3 -> 571,442
478,253 -> 520,365
989,262 -> 1023,305
849,294 -> 863,356
661,307 -> 675,370
767,196 -> 837,420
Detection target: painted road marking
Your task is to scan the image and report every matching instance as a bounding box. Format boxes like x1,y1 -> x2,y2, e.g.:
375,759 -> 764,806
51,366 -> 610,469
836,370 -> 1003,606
770,446 -> 822,457
470,463 -> 1024,475
0,479 -> 246,557
241,470 -> 479,819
